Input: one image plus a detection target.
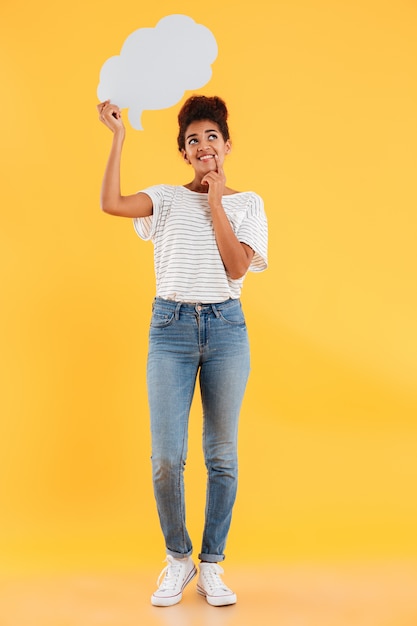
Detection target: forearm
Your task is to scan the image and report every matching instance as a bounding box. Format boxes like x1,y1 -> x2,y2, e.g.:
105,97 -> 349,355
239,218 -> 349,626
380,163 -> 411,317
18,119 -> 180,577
210,204 -> 254,279
100,129 -> 125,214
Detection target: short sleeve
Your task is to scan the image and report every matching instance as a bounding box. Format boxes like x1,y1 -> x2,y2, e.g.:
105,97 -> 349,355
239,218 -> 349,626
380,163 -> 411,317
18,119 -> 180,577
237,193 -> 268,272
133,185 -> 172,241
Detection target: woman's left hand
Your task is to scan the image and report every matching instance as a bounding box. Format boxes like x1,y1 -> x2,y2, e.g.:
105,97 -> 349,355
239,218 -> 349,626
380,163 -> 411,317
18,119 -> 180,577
201,155 -> 226,208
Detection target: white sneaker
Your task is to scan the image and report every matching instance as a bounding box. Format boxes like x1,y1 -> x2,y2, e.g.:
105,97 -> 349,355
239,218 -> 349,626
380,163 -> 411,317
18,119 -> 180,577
197,562 -> 237,606
151,555 -> 197,607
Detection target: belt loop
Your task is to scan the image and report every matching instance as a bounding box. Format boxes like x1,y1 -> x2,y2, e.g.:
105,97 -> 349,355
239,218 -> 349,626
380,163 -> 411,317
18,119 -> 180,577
175,302 -> 182,320
211,303 -> 220,318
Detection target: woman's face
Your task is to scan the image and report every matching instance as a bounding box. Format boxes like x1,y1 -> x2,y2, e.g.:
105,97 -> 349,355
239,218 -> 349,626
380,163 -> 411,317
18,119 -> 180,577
182,119 -> 231,176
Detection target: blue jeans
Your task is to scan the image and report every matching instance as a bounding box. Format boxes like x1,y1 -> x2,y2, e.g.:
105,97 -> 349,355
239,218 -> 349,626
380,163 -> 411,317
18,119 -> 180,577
147,297 -> 250,563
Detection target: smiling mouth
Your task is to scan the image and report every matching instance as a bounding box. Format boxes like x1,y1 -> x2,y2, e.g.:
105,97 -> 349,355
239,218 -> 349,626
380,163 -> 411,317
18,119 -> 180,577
198,154 -> 215,161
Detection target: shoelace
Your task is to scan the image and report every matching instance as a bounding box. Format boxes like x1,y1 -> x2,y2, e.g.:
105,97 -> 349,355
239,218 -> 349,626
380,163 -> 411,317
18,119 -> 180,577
156,556 -> 184,591
201,564 -> 229,592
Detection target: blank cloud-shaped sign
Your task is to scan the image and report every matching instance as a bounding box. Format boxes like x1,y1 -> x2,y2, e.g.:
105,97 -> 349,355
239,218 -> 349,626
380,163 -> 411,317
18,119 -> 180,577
97,14 -> 218,130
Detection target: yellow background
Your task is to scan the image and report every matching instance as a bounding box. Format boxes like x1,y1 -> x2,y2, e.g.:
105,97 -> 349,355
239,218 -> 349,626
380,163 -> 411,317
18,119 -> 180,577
1,0 -> 416,573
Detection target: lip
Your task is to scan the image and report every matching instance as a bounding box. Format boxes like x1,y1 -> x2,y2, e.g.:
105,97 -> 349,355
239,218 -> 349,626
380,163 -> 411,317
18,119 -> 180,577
198,154 -> 215,161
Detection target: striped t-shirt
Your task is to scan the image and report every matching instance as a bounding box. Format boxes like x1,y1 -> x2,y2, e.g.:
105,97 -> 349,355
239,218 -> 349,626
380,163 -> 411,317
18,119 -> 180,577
133,185 -> 268,303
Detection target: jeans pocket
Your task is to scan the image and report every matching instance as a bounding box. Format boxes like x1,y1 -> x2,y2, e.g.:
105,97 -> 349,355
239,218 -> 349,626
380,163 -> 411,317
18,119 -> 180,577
150,311 -> 175,328
218,304 -> 246,326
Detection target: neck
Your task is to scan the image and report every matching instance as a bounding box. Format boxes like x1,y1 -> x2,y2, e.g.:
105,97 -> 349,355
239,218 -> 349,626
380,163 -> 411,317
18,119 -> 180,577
185,179 -> 209,193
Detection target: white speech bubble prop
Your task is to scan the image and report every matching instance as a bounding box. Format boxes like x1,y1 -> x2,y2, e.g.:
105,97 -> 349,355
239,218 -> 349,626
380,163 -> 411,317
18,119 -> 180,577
97,14 -> 218,130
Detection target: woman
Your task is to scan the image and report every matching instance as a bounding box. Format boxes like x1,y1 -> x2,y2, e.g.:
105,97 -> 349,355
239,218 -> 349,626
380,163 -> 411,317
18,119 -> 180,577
97,95 -> 268,607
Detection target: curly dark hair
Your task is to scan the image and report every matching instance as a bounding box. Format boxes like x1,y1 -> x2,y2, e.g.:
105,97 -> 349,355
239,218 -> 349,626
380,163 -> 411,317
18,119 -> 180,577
177,95 -> 230,152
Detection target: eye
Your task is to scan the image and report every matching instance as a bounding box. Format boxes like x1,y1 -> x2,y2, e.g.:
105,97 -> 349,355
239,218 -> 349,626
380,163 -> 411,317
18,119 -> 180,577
208,133 -> 218,140
188,138 -> 198,145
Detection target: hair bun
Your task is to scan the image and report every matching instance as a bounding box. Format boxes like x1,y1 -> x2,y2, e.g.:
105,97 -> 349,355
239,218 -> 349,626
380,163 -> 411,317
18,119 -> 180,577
177,95 -> 230,151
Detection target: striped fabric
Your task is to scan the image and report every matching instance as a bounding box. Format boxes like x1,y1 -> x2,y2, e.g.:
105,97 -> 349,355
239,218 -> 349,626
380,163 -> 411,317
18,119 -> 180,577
133,185 -> 268,303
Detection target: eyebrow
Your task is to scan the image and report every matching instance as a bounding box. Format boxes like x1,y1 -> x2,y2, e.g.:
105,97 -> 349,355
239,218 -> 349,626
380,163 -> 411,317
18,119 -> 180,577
185,129 -> 218,140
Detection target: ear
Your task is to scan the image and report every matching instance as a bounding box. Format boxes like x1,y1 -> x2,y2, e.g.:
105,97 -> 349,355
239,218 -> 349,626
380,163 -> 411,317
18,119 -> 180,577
225,140 -> 232,155
182,149 -> 190,164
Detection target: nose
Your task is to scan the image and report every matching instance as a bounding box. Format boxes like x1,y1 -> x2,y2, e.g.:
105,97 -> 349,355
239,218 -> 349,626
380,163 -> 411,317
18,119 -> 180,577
197,141 -> 210,152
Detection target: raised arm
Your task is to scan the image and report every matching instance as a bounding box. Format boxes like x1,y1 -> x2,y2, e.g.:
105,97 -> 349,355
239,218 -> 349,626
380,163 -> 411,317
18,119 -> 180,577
97,100 -> 153,218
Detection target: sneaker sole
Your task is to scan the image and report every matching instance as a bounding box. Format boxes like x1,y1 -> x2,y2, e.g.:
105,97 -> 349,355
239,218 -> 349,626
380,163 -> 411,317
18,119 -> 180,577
151,566 -> 197,607
197,585 -> 237,606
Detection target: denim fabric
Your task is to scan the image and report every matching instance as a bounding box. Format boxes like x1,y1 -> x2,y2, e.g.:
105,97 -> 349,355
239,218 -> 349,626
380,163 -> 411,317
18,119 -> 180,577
147,297 -> 250,563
